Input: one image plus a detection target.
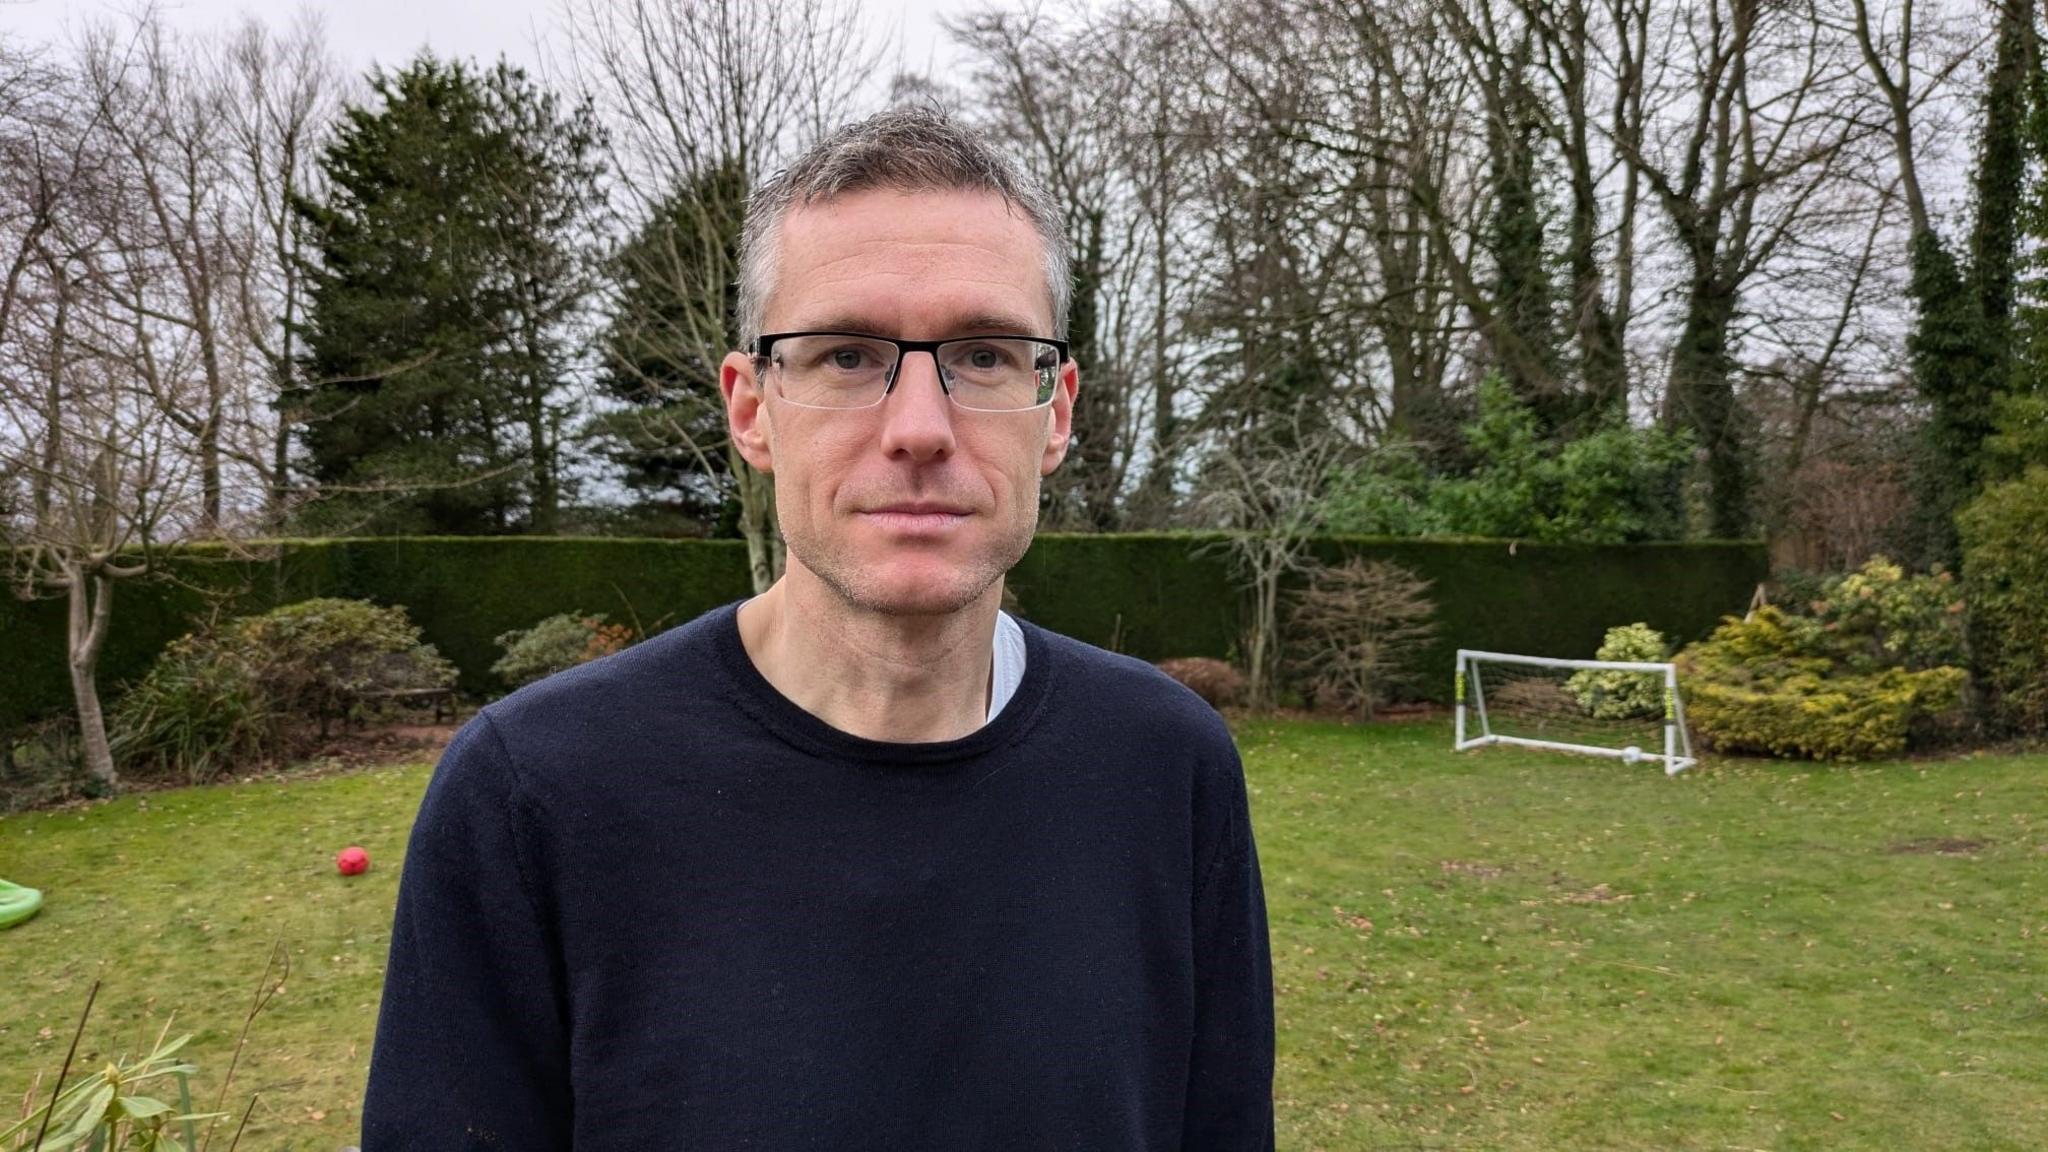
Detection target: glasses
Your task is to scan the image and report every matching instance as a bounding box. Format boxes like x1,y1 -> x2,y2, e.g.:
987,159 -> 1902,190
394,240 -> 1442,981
752,331 -> 1069,412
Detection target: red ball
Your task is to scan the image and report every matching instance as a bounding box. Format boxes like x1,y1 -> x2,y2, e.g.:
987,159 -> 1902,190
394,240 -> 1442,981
336,846 -> 370,876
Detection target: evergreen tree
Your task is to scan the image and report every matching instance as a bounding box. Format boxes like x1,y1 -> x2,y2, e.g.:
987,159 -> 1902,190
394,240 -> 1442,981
586,160 -> 747,533
288,54 -> 602,535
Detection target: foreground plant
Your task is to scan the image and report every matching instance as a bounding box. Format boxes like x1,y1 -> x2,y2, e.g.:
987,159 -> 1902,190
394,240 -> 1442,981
6,945 -> 289,1152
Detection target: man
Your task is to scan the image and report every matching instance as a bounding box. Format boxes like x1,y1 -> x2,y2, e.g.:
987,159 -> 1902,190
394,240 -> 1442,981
361,105 -> 1275,1149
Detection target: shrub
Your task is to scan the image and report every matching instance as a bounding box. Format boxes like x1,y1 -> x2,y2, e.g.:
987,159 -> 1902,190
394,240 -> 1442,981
1283,558 -> 1437,719
1677,607 -> 1968,761
1156,658 -> 1247,710
1805,556 -> 1968,672
109,598 -> 455,780
1959,466 -> 2048,731
493,611 -> 637,688
1566,623 -> 1669,720
109,631 -> 277,784
1321,375 -> 1693,543
234,597 -> 457,732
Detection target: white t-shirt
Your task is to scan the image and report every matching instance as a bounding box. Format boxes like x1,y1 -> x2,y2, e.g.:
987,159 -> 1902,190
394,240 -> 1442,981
987,609 -> 1026,722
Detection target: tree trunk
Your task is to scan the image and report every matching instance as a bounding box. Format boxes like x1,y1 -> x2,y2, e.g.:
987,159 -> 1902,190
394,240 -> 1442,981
66,567 -> 118,791
200,419 -> 223,535
1138,186 -> 1176,525
1245,547 -> 1283,712
526,385 -> 558,535
1669,267 -> 1748,539
731,445 -> 782,594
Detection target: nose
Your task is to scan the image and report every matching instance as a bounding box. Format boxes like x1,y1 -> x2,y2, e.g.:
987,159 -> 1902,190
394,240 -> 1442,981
877,349 -> 957,461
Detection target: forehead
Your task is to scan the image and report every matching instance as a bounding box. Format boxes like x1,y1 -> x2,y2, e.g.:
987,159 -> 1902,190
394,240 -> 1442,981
768,187 -> 1052,336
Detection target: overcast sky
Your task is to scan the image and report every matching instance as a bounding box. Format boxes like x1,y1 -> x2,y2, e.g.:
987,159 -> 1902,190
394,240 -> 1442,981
1,0 -> 978,89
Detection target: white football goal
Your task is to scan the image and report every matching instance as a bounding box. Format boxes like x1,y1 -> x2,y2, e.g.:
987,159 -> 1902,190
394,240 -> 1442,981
1454,648 -> 1696,774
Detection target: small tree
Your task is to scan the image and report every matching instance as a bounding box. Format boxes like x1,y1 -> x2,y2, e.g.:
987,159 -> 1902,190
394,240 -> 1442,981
1195,401 -> 1357,710
1284,557 -> 1437,720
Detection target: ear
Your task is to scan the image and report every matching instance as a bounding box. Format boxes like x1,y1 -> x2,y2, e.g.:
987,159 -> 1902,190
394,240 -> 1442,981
1040,358 -> 1079,476
722,349 -> 774,474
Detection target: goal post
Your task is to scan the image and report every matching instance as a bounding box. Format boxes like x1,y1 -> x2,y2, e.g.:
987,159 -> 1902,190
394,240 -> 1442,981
1454,648 -> 1696,774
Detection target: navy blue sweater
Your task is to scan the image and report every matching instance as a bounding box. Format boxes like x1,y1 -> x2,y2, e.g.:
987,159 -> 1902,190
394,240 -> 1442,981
361,599 -> 1274,1149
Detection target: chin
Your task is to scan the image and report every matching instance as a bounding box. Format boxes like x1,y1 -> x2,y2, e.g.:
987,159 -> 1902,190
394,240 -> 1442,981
853,563 -> 994,617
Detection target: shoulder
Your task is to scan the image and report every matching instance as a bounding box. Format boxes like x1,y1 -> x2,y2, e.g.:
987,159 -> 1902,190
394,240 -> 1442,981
455,602 -> 739,789
1024,621 -> 1239,762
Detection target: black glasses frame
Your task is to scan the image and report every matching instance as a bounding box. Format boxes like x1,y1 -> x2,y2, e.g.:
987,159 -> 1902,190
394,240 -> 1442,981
751,330 -> 1071,410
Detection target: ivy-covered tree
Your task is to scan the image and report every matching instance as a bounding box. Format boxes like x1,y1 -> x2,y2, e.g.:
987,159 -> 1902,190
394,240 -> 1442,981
2002,5 -> 2048,472
288,54 -> 603,535
1854,0 -> 2033,567
1482,33 -> 1568,435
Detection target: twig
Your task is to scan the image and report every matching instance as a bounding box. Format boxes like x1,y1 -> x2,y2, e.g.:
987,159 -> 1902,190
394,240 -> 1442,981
222,1095 -> 258,1152
201,940 -> 288,1152
30,978 -> 97,1152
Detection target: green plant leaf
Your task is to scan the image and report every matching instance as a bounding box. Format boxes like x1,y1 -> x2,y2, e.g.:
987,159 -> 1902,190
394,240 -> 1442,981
119,1096 -> 174,1119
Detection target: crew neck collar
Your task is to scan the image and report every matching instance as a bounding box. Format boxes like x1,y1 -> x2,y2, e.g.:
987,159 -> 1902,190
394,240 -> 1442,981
708,597 -> 1056,765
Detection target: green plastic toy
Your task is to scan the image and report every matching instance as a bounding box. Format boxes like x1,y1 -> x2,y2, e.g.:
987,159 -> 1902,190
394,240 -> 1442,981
0,878 -> 43,929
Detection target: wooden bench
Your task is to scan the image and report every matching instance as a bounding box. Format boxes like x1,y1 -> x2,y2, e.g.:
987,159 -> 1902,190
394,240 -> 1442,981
357,686 -> 459,724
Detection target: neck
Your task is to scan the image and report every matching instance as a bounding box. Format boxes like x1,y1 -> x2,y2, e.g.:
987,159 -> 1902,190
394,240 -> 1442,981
735,564 -> 1000,743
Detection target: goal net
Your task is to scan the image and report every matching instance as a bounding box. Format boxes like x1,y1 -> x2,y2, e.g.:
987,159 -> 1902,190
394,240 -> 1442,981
1454,648 -> 1696,774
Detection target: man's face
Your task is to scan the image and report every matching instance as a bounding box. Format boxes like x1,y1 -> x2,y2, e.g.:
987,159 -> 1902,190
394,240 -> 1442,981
721,187 -> 1078,617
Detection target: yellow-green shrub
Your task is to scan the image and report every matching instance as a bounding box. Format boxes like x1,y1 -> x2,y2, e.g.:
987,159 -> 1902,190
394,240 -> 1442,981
1677,608 -> 1968,761
1566,622 -> 1668,719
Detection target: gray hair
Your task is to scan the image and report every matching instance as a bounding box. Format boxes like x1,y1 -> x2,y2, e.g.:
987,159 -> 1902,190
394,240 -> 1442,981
735,104 -> 1071,346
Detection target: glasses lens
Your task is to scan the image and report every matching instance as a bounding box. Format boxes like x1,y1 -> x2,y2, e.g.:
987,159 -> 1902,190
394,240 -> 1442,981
770,335 -> 896,408
936,338 -> 1060,411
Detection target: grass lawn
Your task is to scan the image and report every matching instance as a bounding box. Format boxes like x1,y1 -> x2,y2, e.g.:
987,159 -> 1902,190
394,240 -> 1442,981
2,719 -> 2044,1149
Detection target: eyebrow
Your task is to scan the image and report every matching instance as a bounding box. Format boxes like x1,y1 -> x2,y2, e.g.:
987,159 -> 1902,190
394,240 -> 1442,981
789,313 -> 1048,338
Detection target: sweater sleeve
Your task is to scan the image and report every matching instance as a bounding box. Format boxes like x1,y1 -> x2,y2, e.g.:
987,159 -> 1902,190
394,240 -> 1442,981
1183,740 -> 1277,1151
361,711 -> 574,1150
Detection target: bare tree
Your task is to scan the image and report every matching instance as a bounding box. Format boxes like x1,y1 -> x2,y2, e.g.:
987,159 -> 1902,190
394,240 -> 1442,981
1,52 -> 202,788
1194,400 -> 1359,710
221,12 -> 343,532
72,18 -> 252,536
554,0 -> 879,592
950,4 -> 1142,529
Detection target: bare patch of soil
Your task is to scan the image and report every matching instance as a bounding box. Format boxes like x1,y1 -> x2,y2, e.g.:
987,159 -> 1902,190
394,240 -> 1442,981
1886,837 -> 1990,856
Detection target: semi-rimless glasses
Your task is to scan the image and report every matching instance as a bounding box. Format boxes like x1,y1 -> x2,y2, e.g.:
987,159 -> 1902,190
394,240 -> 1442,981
752,331 -> 1070,412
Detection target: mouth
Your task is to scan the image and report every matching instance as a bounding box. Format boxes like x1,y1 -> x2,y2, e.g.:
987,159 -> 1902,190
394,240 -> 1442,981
859,504 -> 972,534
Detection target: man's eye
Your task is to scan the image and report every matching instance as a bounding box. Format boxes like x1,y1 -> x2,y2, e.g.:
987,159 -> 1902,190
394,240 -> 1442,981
824,347 -> 876,371
955,343 -> 1020,371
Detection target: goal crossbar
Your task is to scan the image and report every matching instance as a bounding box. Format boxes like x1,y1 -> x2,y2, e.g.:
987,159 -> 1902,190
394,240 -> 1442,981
1454,648 -> 1696,774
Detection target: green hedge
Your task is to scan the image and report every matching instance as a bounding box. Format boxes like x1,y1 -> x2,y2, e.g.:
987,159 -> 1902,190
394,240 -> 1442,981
3,533 -> 1765,729
1,537 -> 750,731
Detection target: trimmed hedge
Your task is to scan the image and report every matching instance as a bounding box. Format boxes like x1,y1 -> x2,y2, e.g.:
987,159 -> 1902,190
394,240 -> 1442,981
3,533 -> 1766,729
1,537 -> 750,732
